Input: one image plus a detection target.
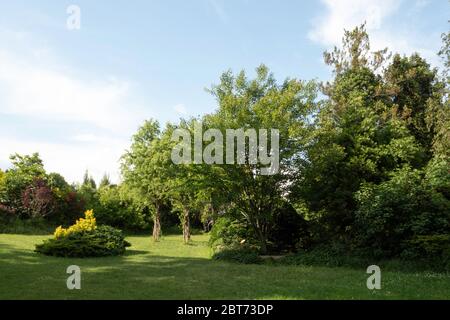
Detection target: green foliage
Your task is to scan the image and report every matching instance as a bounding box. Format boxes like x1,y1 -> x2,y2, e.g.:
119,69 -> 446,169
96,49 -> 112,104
212,247 -> 262,264
203,64 -> 317,252
295,24 -> 446,260
82,170 -> 97,189
95,184 -> 148,230
77,170 -> 99,212
323,22 -> 390,77
425,155 -> 450,197
0,169 -> 8,215
277,244 -> 448,272
209,216 -> 254,248
354,166 -> 450,258
0,169 -> 5,188
0,153 -> 154,232
403,234 -> 450,262
1,25 -> 449,267
99,174 -> 111,189
300,60 -> 425,234
384,53 -> 440,152
0,217 -> 55,235
0,153 -> 47,217
0,154 -> 88,225
35,225 -> 131,257
278,244 -> 364,268
209,203 -> 309,254
166,119 -> 212,244
121,120 -> 176,240
268,202 -> 311,252
47,173 -> 70,192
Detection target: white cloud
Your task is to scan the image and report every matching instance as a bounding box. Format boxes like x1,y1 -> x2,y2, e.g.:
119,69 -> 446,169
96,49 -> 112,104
71,134 -> 100,143
0,33 -> 153,184
0,136 -> 128,184
309,0 -> 402,46
0,50 -> 144,133
309,0 -> 440,66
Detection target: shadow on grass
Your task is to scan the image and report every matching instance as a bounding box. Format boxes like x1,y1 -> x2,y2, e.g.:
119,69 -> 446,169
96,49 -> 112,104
1,241 -> 449,300
0,241 -> 312,299
123,249 -> 150,256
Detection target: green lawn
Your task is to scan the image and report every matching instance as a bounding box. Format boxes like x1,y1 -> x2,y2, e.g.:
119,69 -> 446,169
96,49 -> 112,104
0,233 -> 448,299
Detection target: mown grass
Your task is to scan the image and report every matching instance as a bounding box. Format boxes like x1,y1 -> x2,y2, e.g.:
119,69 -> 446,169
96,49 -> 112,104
0,233 -> 449,300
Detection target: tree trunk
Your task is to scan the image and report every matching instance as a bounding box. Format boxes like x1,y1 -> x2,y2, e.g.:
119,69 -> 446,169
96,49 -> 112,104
256,229 -> 268,254
182,207 -> 190,244
254,218 -> 268,254
152,204 -> 161,241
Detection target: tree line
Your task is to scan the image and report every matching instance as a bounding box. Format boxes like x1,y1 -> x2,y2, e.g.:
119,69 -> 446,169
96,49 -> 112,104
1,25 -> 449,261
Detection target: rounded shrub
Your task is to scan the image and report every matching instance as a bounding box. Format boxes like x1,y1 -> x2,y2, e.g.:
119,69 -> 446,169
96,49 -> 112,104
35,210 -> 130,257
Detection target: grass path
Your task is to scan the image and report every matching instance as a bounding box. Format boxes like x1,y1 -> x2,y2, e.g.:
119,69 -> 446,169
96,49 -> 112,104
0,234 -> 449,299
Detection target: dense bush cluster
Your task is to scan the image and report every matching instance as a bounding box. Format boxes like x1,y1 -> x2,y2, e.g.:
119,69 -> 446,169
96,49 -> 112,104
209,203 -> 310,254
204,27 -> 449,264
35,210 -> 130,257
354,164 -> 450,259
0,154 -> 153,231
212,247 -> 262,264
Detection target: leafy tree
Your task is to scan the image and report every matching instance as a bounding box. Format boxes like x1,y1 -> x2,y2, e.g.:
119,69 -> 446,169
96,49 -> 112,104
22,178 -> 56,218
0,153 -> 47,217
57,190 -> 85,225
82,170 -> 97,190
297,25 -> 425,242
99,174 -> 111,189
384,53 -> 441,154
431,31 -> 450,158
203,65 -> 317,252
9,153 -> 46,177
439,30 -> 450,79
47,172 -> 70,192
323,23 -> 390,78
121,120 -> 175,240
0,169 -> 8,215
77,170 -> 99,212
95,184 -> 146,230
166,119 -> 226,243
355,165 -> 449,258
0,169 -> 5,198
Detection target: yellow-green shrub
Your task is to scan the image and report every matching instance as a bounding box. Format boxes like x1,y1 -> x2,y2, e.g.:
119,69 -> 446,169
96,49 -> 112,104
54,209 -> 96,239
36,209 -> 130,258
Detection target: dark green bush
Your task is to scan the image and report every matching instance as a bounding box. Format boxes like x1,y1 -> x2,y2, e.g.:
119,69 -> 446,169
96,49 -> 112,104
212,247 -> 262,264
277,247 -> 449,272
209,216 -> 254,248
277,243 -> 366,268
95,186 -> 149,231
209,204 -> 311,254
268,202 -> 311,252
0,217 -> 55,235
35,225 -> 131,257
354,166 -> 450,258
401,234 -> 450,266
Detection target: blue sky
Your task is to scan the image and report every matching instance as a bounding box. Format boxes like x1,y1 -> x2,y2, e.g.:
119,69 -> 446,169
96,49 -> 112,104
0,0 -> 448,183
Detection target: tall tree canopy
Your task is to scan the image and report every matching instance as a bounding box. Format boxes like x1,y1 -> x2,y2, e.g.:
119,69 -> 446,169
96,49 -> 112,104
121,120 -> 176,240
201,65 -> 317,252
296,24 -> 449,252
